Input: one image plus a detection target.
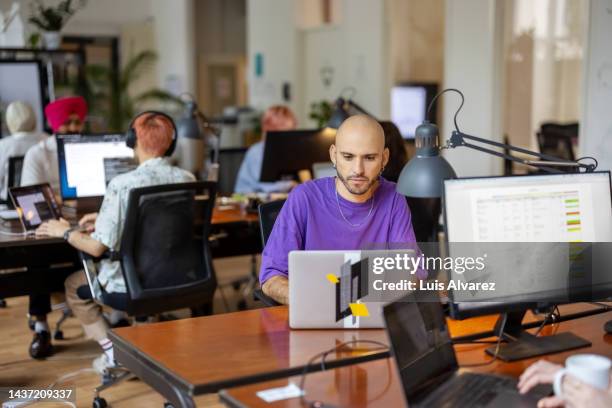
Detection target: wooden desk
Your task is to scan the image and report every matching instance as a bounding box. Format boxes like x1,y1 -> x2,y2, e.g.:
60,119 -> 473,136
0,205 -> 259,298
109,307 -> 389,408
219,304 -> 612,408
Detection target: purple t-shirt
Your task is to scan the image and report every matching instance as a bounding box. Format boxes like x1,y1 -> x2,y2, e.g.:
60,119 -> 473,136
260,176 -> 419,284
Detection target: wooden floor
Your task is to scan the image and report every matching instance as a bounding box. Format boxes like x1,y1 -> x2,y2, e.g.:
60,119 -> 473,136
0,255 -> 262,408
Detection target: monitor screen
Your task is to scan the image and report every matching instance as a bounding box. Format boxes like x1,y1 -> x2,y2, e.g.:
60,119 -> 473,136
443,172 -> 612,317
444,172 -> 612,243
260,129 -> 334,182
57,134 -> 136,199
0,61 -> 47,137
9,184 -> 60,231
390,83 -> 438,139
384,295 -> 456,399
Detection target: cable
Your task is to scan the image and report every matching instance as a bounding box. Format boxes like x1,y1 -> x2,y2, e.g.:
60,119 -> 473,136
298,340 -> 389,407
0,228 -> 29,237
576,156 -> 598,171
533,306 -> 561,337
460,313 -> 508,368
425,88 -> 465,132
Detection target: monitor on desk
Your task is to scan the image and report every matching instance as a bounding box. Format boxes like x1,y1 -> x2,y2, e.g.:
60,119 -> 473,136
57,134 -> 136,200
259,129 -> 335,182
390,82 -> 438,139
442,172 -> 612,360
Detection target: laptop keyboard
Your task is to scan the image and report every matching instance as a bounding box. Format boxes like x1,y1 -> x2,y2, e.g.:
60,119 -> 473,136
423,373 -> 515,408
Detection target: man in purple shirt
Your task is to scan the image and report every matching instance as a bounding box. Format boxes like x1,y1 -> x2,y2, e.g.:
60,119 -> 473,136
260,115 -> 419,304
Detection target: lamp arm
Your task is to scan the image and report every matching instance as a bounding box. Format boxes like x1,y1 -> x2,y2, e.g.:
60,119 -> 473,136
195,111 -> 221,164
347,99 -> 373,117
448,131 -> 594,173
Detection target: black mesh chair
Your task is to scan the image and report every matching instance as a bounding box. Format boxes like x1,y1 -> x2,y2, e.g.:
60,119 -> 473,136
8,156 -> 24,191
537,122 -> 578,162
253,199 -> 285,307
78,182 -> 218,408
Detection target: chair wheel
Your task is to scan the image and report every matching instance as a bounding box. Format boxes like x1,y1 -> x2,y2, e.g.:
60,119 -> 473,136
28,317 -> 35,331
0,298 -> 7,308
164,403 -> 174,408
93,397 -> 107,408
54,330 -> 64,340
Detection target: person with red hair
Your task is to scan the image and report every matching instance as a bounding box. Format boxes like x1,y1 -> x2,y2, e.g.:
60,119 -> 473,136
20,96 -> 88,359
36,112 -> 195,373
235,105 -> 298,193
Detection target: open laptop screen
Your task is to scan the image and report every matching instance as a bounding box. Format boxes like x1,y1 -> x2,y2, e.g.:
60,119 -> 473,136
57,134 -> 136,199
383,295 -> 457,398
9,184 -> 60,231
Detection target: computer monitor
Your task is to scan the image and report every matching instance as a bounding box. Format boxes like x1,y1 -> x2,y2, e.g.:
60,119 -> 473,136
442,172 -> 612,360
57,134 -> 136,199
259,129 -> 335,182
390,82 -> 438,139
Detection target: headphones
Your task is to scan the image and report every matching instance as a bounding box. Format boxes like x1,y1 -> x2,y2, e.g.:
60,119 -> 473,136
126,111 -> 178,157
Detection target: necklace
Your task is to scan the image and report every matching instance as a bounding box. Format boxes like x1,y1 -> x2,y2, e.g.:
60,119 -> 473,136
335,178 -> 375,228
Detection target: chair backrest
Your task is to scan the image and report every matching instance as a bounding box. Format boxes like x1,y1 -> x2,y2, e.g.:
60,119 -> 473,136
258,199 -> 286,247
217,147 -> 247,194
8,156 -> 24,189
118,181 -> 218,316
537,122 -> 578,162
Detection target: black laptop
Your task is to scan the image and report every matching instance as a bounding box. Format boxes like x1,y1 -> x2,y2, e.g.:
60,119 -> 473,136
383,294 -> 551,407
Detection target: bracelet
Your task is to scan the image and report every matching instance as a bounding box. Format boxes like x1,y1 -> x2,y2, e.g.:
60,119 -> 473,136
63,227 -> 77,242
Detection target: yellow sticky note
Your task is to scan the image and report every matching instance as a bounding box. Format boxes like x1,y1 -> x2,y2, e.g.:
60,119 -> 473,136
326,274 -> 339,284
349,303 -> 369,317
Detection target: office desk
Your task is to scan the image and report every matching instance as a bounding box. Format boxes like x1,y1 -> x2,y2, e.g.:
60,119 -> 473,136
220,304 -> 612,408
109,306 -> 389,408
0,206 -> 260,298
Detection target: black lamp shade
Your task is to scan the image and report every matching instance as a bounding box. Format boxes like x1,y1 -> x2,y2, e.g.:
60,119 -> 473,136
326,98 -> 350,129
396,121 -> 457,198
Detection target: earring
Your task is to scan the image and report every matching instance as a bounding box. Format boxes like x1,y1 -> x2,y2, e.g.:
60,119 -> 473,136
333,163 -> 336,169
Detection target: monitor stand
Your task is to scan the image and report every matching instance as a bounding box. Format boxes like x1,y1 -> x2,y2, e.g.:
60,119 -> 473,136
484,310 -> 591,362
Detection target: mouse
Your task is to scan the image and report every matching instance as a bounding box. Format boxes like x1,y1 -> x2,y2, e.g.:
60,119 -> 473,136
605,320 -> 612,334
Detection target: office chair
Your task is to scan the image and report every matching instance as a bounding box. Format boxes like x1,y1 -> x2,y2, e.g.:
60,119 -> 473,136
253,199 -> 285,307
77,182 -> 218,408
7,155 -> 24,190
537,122 -> 578,162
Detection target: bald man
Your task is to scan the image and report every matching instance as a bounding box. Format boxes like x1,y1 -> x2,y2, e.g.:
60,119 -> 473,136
260,115 -> 419,304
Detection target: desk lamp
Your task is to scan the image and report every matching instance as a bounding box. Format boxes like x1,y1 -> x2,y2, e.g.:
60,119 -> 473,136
396,88 -> 597,198
326,87 -> 374,130
176,94 -> 221,181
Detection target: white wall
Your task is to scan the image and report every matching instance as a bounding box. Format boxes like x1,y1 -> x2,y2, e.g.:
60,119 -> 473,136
246,0 -> 300,115
247,0 -> 387,126
442,0 -> 505,177
580,0 -> 612,171
151,0 -> 196,96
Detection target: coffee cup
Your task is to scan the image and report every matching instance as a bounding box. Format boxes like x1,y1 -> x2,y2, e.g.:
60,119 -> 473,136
553,354 -> 611,398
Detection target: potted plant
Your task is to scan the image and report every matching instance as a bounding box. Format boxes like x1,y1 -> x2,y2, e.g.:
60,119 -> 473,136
28,0 -> 86,50
84,50 -> 185,132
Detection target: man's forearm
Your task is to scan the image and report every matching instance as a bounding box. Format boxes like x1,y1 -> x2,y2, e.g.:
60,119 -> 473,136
262,275 -> 289,305
67,230 -> 107,257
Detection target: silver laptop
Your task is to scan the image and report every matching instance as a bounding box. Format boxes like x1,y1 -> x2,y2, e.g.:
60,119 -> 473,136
289,250 -> 392,329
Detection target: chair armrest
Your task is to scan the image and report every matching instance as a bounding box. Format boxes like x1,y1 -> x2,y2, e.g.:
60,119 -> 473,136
79,250 -> 120,263
254,288 -> 281,307
78,250 -> 119,302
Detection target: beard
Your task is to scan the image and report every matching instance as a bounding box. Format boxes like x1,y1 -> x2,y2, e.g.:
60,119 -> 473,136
336,170 -> 378,195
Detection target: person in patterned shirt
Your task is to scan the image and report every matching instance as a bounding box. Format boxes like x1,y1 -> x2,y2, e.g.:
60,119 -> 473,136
36,112 -> 195,373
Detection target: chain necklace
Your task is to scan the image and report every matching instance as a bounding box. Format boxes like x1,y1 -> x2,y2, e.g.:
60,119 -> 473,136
335,178 -> 375,228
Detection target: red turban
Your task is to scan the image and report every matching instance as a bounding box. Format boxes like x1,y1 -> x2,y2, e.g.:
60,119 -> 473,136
44,96 -> 88,132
